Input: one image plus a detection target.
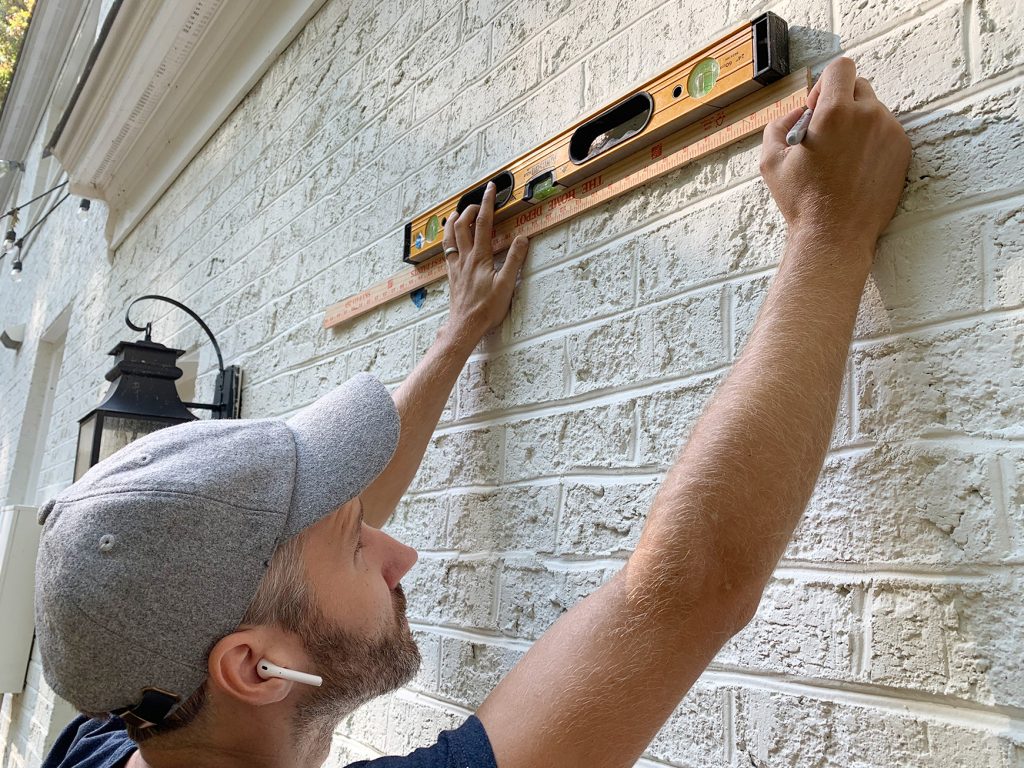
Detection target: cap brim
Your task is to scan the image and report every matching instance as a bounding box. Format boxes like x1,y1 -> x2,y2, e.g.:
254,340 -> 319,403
283,373 -> 400,538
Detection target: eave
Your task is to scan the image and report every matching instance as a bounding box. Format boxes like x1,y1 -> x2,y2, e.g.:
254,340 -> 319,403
48,0 -> 329,251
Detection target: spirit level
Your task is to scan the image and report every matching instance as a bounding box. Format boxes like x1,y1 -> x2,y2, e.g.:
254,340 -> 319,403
403,12 -> 789,265
323,69 -> 810,330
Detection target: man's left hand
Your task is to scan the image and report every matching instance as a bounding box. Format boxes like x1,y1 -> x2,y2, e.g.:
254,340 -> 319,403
441,181 -> 530,340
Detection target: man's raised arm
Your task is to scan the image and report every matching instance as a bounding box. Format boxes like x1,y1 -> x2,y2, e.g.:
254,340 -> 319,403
477,57 -> 912,768
359,185 -> 529,528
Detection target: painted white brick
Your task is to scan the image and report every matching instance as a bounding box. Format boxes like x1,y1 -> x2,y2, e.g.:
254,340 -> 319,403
636,182 -> 785,304
975,0 -> 1024,80
869,574 -> 1024,708
558,480 -> 658,555
384,697 -> 466,756
734,688 -> 1022,767
988,204 -> 1024,311
569,288 -> 726,394
412,426 -> 504,491
900,83 -> 1024,215
793,444 -> 1024,565
717,577 -> 860,680
496,556 -> 618,639
635,374 -> 723,467
854,316 -> 1024,442
509,243 -> 636,340
437,637 -> 524,709
850,4 -> 968,113
504,401 -> 635,481
645,682 -> 730,767
4,0 -> 1024,764
458,338 -> 566,416
855,209 -> 986,338
405,557 -> 498,628
446,484 -> 559,553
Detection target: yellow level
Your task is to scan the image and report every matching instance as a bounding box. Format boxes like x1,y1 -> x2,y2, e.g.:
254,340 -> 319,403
323,68 -> 810,330
403,12 -> 789,265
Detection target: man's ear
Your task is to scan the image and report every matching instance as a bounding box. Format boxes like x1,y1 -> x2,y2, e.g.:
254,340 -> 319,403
207,628 -> 294,706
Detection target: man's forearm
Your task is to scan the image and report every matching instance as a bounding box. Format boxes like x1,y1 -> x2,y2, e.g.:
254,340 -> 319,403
629,229 -> 872,621
360,324 -> 476,528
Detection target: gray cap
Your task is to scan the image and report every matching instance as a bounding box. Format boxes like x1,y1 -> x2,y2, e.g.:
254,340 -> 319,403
34,373 -> 400,725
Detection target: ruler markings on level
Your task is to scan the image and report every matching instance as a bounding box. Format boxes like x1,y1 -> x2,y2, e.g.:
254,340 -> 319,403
323,72 -> 808,329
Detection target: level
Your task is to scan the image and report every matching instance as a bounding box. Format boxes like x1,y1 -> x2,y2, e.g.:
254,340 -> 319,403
323,69 -> 810,330
403,12 -> 789,265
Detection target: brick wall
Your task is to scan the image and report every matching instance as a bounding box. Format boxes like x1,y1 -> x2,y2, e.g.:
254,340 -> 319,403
1,0 -> 1021,765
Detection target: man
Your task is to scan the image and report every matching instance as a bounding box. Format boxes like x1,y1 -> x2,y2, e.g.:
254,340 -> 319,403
37,56 -> 909,768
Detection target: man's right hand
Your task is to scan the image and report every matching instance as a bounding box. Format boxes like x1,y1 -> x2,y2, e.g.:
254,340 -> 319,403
760,57 -> 911,265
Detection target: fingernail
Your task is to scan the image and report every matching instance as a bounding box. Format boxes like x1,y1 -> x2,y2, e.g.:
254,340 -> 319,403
487,181 -> 495,190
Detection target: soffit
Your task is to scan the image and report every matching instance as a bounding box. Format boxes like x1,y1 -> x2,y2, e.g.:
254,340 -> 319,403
48,0 -> 329,250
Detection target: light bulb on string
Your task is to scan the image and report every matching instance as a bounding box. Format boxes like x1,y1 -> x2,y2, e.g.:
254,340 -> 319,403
3,229 -> 15,252
77,199 -> 91,220
10,255 -> 22,283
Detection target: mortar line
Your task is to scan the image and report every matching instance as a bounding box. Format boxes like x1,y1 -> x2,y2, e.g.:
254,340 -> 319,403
850,306 -> 1024,348
774,561 -> 1021,582
702,668 -> 1024,731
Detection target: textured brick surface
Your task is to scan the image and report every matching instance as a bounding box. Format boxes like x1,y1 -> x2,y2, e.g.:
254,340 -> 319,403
2,0 -> 1023,765
793,444 -> 1024,564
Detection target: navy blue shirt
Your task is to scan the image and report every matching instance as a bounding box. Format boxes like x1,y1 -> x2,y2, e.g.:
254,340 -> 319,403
43,714 -> 497,768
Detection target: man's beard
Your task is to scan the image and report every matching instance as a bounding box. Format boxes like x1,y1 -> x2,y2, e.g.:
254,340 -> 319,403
290,584 -> 420,746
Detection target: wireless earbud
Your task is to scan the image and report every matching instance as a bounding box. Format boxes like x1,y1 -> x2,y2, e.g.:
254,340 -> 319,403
256,659 -> 323,687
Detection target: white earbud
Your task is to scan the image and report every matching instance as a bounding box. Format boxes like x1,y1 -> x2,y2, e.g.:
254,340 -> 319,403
256,659 -> 323,687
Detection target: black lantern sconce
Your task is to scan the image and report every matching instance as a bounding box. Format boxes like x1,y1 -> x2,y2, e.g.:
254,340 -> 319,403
74,295 -> 242,481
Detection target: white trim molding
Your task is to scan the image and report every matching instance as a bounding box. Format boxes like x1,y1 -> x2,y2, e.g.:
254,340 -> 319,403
48,0 -> 329,250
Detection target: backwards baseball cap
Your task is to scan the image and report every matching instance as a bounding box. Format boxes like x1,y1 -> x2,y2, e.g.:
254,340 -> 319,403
34,372 -> 400,728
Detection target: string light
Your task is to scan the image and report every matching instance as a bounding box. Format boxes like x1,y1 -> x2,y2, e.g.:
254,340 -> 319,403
9,239 -> 23,282
77,198 -> 91,220
3,229 -> 15,252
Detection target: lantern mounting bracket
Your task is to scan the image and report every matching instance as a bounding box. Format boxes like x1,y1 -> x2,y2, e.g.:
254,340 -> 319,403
125,294 -> 242,419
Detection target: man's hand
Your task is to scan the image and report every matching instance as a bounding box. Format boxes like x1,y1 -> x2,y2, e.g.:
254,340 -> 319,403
442,181 -> 530,342
760,57 -> 911,266
359,183 -> 529,527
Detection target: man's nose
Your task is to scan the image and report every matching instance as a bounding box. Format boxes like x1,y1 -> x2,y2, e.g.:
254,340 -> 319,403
381,532 -> 418,590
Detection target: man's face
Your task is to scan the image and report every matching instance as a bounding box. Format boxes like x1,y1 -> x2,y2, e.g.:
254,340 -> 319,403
290,497 -> 421,724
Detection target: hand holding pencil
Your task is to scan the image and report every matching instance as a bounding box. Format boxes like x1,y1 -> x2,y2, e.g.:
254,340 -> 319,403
759,57 -> 912,257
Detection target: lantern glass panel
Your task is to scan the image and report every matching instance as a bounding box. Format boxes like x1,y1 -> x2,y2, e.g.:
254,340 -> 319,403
98,415 -> 170,464
74,414 -> 98,481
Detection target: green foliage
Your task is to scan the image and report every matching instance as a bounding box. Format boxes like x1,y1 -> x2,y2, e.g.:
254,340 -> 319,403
0,0 -> 35,107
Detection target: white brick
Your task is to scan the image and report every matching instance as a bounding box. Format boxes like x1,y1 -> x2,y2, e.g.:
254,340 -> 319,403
854,316 -> 1024,441
568,288 -> 726,394
869,574 -> 1024,708
794,444 -> 1024,565
734,688 -> 1021,767
988,204 -> 1024,310
901,84 -> 1024,215
446,485 -> 559,552
504,401 -> 635,481
405,557 -> 498,628
558,480 -> 658,555
975,0 -> 1024,80
509,244 -> 636,340
438,637 -> 524,709
719,577 -> 860,679
636,182 -> 785,304
850,5 -> 968,113
412,426 -> 504,491
645,682 -> 730,766
855,210 -> 986,337
458,338 -> 566,416
496,556 -> 617,639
